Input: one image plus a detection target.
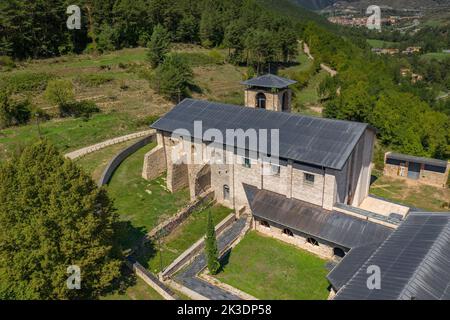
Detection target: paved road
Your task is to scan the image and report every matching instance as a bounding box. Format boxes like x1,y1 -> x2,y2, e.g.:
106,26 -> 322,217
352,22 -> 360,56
175,217 -> 248,300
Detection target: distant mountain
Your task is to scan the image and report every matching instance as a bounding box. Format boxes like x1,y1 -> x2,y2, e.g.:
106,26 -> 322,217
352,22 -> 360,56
289,0 -> 450,10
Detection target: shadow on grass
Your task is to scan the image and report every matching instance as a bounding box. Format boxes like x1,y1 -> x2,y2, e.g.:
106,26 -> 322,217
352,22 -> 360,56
217,248 -> 233,274
370,174 -> 379,186
133,240 -> 158,269
101,266 -> 137,298
116,220 -> 147,252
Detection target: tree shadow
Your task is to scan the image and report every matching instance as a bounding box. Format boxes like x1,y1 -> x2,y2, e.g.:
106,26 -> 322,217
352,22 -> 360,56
217,248 -> 233,273
116,220 -> 147,253
370,174 -> 379,186
132,239 -> 158,270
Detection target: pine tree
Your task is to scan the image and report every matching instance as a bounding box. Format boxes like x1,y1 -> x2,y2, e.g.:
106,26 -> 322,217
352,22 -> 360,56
0,140 -> 122,299
147,24 -> 171,68
205,210 -> 220,275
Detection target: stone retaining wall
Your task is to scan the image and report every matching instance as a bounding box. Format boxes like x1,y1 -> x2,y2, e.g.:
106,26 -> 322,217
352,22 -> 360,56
145,189 -> 215,241
125,257 -> 176,300
65,130 -> 155,160
98,134 -> 155,186
161,213 -> 237,280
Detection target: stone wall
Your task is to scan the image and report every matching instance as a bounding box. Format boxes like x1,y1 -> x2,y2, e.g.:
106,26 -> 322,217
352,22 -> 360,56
254,218 -> 339,260
161,213 -> 237,280
142,145 -> 166,180
244,88 -> 291,112
98,134 -> 155,186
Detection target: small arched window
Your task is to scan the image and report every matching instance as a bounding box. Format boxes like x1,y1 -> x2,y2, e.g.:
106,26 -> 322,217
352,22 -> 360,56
283,228 -> 294,237
333,247 -> 346,258
256,92 -> 266,109
282,91 -> 289,112
260,220 -> 270,228
223,185 -> 230,200
307,237 -> 319,246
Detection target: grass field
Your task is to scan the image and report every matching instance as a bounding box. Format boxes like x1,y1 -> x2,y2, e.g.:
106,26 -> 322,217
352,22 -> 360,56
138,203 -> 233,274
370,175 -> 450,211
367,39 -> 398,48
1,45 -> 247,158
106,143 -> 190,250
215,231 -> 330,300
101,271 -> 163,300
421,52 -> 450,61
0,113 -> 148,160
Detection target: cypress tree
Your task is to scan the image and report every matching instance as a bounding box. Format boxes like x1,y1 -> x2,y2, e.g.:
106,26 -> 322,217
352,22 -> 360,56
205,210 -> 220,275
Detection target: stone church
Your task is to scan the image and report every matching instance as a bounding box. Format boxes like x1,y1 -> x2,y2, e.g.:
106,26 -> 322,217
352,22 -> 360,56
142,74 -> 394,259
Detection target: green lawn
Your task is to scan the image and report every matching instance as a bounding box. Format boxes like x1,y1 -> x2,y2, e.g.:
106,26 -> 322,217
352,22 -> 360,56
215,231 -> 330,300
75,137 -> 142,182
421,52 -> 450,61
296,70 -> 328,106
367,39 -> 398,48
139,203 -> 233,274
0,112 -> 146,160
370,174 -> 450,211
106,143 -> 190,250
101,271 -> 163,300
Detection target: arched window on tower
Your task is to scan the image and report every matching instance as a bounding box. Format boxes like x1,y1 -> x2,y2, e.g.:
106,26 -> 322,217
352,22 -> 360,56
223,185 -> 230,200
256,92 -> 266,109
282,91 -> 289,112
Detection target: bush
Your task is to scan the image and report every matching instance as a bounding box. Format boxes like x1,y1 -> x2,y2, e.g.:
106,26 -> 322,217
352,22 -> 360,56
0,56 -> 15,70
0,72 -> 54,93
76,73 -> 115,87
59,100 -> 100,118
44,79 -> 75,106
0,90 -> 32,129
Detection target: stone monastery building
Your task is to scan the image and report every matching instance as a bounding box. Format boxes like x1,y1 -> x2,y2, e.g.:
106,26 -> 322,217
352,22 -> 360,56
142,74 -> 450,299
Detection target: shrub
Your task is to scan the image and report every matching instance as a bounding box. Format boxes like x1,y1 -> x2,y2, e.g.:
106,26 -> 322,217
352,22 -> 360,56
0,72 -> 54,93
76,73 -> 114,87
44,79 -> 75,106
0,56 -> 15,70
205,210 -> 220,275
59,100 -> 100,118
0,90 -> 32,129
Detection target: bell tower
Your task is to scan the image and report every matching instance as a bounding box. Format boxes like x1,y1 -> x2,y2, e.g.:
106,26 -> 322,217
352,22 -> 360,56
241,74 -> 297,112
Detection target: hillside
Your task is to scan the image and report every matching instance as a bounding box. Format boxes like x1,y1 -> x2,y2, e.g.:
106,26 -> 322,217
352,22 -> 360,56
289,0 -> 450,10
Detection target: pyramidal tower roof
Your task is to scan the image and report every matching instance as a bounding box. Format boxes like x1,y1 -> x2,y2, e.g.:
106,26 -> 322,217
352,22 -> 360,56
240,73 -> 297,89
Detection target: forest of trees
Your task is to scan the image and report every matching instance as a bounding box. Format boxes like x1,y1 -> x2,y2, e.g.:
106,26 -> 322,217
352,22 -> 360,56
0,0 -> 449,159
0,0 -> 298,71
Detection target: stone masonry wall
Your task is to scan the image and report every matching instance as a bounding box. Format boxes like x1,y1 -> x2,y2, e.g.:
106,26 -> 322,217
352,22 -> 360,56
254,219 -> 336,259
244,88 -> 291,112
142,145 -> 166,180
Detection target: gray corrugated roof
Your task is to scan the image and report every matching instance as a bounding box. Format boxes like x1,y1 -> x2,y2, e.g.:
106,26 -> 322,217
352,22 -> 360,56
334,212 -> 450,300
327,242 -> 381,291
151,99 -> 370,170
240,74 -> 297,89
386,152 -> 448,168
243,185 -> 393,249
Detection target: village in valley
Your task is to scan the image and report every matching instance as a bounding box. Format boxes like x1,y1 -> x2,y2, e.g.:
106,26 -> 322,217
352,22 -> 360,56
0,0 -> 450,305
